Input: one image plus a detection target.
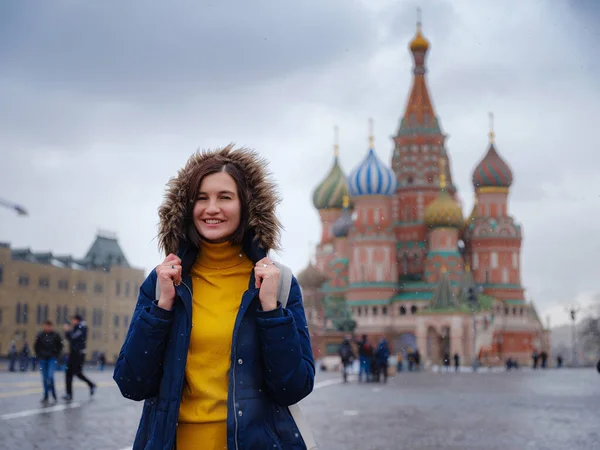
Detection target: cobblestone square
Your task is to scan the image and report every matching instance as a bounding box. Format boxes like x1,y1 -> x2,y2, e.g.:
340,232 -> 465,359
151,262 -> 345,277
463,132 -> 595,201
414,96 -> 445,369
0,366 -> 598,449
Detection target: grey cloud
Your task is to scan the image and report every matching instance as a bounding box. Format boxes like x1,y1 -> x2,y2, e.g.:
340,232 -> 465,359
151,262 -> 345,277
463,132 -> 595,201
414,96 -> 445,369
1,0 -> 376,96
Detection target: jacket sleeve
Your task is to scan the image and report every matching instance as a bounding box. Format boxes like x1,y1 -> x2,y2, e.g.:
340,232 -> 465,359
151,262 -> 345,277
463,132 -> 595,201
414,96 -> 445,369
55,334 -> 64,356
256,276 -> 315,406
113,269 -> 174,401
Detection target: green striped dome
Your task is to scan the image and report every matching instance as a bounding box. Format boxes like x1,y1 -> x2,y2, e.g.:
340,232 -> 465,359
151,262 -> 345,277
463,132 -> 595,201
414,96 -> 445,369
312,157 -> 350,210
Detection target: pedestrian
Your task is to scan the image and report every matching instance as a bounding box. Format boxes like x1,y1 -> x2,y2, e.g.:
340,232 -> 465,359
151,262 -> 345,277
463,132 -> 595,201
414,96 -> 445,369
453,353 -> 460,372
34,320 -> 63,403
8,341 -> 17,372
375,338 -> 390,383
339,337 -> 355,383
98,353 -> 106,371
113,146 -> 315,450
355,334 -> 372,382
19,342 -> 30,372
62,315 -> 96,401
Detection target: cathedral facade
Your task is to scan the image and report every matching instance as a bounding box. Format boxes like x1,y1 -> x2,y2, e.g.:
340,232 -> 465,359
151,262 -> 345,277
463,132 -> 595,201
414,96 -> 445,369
300,21 -> 548,368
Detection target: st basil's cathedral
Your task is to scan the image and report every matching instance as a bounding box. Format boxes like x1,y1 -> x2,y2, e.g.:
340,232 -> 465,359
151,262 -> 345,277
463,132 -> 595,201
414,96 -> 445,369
298,20 -> 549,368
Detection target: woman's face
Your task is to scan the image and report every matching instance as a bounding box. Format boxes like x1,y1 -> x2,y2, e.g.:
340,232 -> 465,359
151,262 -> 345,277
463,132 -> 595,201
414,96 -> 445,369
193,171 -> 242,243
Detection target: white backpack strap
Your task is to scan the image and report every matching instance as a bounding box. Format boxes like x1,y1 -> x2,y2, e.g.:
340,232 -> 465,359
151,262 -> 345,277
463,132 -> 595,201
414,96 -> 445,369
271,261 -> 318,449
273,261 -> 293,308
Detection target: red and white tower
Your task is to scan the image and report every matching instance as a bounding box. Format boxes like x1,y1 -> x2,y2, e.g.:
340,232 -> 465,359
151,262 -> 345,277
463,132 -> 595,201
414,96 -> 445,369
392,17 -> 457,280
464,114 -> 524,302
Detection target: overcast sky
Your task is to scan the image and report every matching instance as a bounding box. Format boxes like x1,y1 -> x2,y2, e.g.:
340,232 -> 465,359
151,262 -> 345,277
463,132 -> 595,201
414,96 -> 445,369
1,0 -> 599,327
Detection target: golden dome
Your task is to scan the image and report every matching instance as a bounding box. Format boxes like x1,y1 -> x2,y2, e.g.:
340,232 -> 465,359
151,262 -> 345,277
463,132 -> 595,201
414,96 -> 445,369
410,25 -> 429,53
424,190 -> 463,228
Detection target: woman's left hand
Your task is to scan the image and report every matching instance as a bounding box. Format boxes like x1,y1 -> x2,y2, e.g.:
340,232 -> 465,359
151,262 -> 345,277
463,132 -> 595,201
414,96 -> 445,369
254,257 -> 280,311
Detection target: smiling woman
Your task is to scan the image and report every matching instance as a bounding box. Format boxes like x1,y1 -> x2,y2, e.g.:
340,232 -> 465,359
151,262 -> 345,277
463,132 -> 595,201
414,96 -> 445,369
113,144 -> 315,450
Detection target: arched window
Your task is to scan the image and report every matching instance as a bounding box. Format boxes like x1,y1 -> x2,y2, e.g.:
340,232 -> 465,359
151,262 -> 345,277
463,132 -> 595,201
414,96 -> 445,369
410,305 -> 418,315
400,306 -> 407,316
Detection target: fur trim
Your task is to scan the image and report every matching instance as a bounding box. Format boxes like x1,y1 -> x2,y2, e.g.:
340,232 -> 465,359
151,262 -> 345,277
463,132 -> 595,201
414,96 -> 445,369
157,144 -> 282,256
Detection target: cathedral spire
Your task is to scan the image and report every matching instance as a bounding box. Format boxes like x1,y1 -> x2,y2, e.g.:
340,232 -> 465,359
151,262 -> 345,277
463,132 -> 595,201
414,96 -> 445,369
399,9 -> 439,135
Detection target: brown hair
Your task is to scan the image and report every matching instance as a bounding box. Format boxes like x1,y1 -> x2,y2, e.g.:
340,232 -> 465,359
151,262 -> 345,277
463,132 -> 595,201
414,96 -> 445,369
184,158 -> 251,248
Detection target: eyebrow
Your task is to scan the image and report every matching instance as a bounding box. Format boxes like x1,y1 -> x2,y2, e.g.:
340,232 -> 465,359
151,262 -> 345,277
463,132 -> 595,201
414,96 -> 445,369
197,190 -> 236,196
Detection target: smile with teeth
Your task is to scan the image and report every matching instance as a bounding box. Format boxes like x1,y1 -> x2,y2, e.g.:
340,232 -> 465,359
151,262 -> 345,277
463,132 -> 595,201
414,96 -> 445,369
204,219 -> 224,224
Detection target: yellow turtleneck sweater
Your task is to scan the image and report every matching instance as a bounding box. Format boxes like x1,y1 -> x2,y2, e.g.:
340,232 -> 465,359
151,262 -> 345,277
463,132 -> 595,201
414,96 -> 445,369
177,241 -> 254,450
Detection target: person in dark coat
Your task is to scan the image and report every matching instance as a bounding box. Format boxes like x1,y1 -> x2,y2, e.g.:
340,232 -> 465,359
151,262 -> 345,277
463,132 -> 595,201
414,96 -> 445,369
453,353 -> 460,372
8,342 -> 17,372
338,338 -> 355,383
62,315 -> 96,401
375,339 -> 390,383
34,320 -> 63,403
113,146 -> 315,450
19,342 -> 31,371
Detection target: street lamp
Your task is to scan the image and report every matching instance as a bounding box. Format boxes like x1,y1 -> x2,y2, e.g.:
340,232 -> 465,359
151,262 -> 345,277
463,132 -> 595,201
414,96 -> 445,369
0,198 -> 28,216
565,304 -> 580,367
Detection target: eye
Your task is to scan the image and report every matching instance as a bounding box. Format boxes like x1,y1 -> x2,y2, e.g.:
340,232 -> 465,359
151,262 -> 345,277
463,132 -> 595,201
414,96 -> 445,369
220,196 -> 232,200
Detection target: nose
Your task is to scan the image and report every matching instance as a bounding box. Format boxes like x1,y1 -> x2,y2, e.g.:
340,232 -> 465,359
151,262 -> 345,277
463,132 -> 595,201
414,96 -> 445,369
205,201 -> 220,214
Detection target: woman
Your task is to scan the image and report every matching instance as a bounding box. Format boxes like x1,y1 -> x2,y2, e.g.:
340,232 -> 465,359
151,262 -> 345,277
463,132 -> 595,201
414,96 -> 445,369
114,145 -> 315,450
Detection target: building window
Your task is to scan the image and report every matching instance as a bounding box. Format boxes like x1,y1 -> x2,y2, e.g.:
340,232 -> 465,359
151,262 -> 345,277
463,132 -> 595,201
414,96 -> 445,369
372,307 -> 378,316
512,252 -> 518,269
491,252 -> 498,269
94,283 -> 104,294
400,306 -> 406,316
56,306 -> 62,323
16,303 -> 21,324
38,277 -> 50,288
473,253 -> 479,270
116,281 -> 121,296
76,281 -> 87,292
124,315 -> 130,327
114,315 -> 120,328
382,306 -> 388,316
37,304 -> 42,324
18,275 -> 30,286
63,306 -> 69,323
0,265 -> 3,284
0,308 -> 3,324
125,281 -> 131,297
58,280 -> 68,290
502,268 -> 509,284
410,305 -> 418,314
23,303 -> 28,324
44,305 -> 49,321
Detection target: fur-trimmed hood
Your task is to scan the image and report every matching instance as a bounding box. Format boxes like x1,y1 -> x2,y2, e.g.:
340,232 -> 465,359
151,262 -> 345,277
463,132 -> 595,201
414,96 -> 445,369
158,144 -> 282,257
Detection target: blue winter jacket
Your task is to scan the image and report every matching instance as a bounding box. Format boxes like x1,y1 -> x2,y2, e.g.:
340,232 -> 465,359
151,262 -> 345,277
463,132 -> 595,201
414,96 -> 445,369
113,242 -> 315,450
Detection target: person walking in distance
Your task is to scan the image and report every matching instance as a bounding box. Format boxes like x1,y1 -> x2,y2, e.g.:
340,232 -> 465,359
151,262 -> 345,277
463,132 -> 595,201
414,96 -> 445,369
34,320 -> 63,403
339,337 -> 355,383
62,315 -> 96,401
113,146 -> 315,450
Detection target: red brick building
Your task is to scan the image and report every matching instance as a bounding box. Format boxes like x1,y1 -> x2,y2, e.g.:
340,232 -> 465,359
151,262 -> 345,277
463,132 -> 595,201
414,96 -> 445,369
302,20 -> 549,368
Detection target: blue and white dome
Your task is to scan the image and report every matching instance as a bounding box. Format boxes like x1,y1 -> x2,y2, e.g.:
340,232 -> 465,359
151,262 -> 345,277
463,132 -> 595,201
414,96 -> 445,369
348,149 -> 397,197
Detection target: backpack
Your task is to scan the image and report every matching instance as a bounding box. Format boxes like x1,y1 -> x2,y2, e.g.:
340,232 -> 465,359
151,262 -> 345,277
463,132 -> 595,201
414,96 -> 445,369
273,261 -> 318,450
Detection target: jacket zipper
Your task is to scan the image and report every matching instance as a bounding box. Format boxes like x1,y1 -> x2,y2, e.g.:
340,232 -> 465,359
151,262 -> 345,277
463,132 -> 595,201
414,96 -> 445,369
233,338 -> 239,450
173,281 -> 193,449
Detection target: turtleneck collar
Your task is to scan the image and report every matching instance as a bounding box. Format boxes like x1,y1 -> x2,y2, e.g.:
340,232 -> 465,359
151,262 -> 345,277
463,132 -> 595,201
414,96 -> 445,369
196,240 -> 246,270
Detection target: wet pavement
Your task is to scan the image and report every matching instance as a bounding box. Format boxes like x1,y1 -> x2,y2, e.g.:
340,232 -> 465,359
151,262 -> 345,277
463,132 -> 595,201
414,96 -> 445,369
0,365 -> 598,449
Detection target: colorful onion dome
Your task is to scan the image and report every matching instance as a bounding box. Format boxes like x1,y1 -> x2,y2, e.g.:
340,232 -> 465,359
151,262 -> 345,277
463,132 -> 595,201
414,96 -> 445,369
424,190 -> 464,228
472,143 -> 513,189
312,156 -> 349,210
348,149 -> 397,197
410,23 -> 429,53
332,195 -> 353,238
424,156 -> 463,228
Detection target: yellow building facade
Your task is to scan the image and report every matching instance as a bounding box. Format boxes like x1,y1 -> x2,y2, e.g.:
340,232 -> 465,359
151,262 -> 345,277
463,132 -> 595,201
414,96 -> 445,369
0,232 -> 145,363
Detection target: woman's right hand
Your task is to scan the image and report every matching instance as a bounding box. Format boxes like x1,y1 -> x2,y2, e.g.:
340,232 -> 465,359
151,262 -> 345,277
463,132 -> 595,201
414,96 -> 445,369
155,253 -> 182,311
